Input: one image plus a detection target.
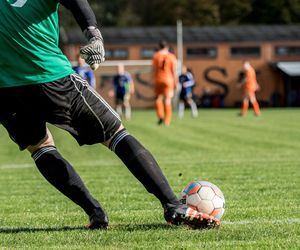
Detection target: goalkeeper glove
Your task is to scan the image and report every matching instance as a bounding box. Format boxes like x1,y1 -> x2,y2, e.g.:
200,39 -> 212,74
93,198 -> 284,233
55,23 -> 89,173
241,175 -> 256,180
80,27 -> 105,70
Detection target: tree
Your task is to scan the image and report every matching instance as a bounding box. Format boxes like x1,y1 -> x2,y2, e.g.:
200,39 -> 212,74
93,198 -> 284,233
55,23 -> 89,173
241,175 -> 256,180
242,0 -> 300,24
58,0 -> 300,29
217,0 -> 252,25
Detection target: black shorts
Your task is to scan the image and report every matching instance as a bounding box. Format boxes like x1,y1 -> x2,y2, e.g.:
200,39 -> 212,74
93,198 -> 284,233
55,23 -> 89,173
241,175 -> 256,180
179,91 -> 193,101
0,73 -> 121,150
115,92 -> 125,104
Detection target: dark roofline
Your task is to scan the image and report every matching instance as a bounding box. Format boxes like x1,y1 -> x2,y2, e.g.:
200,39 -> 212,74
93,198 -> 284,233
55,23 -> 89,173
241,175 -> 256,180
64,25 -> 300,45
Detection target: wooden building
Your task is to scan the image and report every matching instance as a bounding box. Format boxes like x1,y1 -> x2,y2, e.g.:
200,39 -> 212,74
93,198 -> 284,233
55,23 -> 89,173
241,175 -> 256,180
63,25 -> 300,108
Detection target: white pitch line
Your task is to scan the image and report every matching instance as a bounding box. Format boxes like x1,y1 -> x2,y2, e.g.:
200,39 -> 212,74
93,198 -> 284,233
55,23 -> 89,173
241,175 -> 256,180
0,159 -> 120,169
223,218 -> 300,225
0,163 -> 34,169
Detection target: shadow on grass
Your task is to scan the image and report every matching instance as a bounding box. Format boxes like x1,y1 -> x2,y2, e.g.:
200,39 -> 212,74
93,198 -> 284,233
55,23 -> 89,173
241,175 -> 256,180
0,226 -> 85,234
110,223 -> 178,231
0,223 -> 178,234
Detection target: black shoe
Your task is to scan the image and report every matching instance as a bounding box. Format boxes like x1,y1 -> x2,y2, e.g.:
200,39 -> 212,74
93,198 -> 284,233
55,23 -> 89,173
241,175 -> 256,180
163,203 -> 220,229
163,203 -> 187,225
157,118 -> 164,125
85,208 -> 109,230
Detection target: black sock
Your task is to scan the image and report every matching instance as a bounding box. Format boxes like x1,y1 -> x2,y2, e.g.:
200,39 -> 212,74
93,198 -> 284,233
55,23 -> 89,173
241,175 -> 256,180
32,146 -> 102,216
109,129 -> 179,206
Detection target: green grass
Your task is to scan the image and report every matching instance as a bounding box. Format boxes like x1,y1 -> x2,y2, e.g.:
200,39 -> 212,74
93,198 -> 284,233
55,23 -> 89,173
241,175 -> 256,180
0,108 -> 299,249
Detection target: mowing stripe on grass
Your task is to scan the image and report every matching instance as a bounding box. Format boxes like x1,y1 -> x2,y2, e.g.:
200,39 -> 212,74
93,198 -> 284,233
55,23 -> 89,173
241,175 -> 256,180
223,218 -> 300,225
0,163 -> 33,169
1,157 -> 299,170
0,160 -> 120,169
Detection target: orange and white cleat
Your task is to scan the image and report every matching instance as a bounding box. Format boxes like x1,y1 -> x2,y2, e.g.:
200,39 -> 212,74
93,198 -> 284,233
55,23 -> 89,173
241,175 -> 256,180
164,203 -> 220,229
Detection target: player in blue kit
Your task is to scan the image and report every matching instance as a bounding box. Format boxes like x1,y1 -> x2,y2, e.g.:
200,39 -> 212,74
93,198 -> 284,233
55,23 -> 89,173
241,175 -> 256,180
178,66 -> 198,118
113,64 -> 134,120
0,0 -> 219,229
73,54 -> 96,88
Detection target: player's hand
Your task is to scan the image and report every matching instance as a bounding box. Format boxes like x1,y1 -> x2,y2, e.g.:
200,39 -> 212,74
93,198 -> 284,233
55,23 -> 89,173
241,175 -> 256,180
256,83 -> 261,91
80,27 -> 105,70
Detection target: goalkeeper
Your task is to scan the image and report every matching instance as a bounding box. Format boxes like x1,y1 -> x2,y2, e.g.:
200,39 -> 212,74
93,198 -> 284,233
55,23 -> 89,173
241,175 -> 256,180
0,0 -> 219,229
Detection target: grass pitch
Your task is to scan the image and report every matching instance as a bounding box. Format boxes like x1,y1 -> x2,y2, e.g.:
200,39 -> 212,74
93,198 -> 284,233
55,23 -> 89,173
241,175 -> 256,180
0,109 -> 299,249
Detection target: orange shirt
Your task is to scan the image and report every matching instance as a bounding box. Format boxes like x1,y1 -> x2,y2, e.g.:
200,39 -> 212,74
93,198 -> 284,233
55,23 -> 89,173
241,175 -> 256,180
152,50 -> 177,86
244,66 -> 257,92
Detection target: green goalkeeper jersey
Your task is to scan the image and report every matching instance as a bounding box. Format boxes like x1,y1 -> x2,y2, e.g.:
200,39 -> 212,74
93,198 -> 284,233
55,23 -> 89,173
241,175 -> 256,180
0,0 -> 74,88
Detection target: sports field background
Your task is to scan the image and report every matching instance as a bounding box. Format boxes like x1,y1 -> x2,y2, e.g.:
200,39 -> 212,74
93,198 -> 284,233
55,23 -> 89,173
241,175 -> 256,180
0,109 -> 299,249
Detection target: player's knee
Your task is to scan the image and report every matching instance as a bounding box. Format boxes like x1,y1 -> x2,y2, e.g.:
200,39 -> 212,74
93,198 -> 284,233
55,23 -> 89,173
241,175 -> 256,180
27,129 -> 55,154
102,124 -> 125,148
165,97 -> 172,105
156,95 -> 164,102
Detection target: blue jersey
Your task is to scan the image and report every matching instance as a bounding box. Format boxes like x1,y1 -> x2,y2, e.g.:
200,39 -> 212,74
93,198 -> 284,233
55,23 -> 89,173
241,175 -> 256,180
73,65 -> 96,88
179,72 -> 195,95
113,73 -> 132,96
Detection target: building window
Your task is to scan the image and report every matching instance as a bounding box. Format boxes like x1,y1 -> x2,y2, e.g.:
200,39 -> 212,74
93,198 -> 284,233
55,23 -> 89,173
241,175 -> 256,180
105,48 -> 128,59
141,48 -> 157,58
186,47 -> 217,58
230,47 -> 261,57
275,46 -> 300,56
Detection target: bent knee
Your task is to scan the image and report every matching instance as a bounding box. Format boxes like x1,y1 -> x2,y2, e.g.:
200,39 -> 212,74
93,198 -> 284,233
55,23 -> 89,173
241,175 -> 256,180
102,124 -> 125,148
27,129 -> 55,154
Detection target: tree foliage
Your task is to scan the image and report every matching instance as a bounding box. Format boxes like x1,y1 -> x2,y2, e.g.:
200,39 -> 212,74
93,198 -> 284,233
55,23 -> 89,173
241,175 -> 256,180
59,0 -> 300,28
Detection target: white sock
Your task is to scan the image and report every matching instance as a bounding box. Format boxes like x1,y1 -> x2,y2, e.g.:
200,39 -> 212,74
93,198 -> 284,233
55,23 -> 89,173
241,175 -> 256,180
125,106 -> 131,120
178,102 -> 185,118
190,101 -> 198,118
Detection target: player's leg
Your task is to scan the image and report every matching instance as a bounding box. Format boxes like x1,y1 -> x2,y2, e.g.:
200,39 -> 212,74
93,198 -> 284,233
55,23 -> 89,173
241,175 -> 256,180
104,126 -> 219,228
102,125 -> 179,206
123,93 -> 131,120
28,129 -> 108,229
178,100 -> 185,118
155,83 -> 165,125
155,95 -> 165,125
186,95 -> 198,118
249,93 -> 261,116
115,96 -> 123,117
164,86 -> 174,126
0,85 -> 107,229
164,96 -> 172,126
240,92 -> 249,116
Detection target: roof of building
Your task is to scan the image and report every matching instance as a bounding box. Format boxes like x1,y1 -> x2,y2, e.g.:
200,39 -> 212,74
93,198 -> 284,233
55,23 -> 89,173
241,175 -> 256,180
64,25 -> 300,45
275,61 -> 300,77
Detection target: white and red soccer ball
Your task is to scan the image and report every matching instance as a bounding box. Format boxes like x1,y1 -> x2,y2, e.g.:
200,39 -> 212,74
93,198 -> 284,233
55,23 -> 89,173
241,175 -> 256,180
180,180 -> 225,220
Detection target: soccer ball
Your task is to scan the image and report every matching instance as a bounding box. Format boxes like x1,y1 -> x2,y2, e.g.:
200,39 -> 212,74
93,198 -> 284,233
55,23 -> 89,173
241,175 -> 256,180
180,180 -> 225,220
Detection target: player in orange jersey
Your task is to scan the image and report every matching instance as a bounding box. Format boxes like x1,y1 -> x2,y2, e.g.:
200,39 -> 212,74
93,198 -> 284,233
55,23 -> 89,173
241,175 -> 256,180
152,40 -> 177,126
238,61 -> 261,116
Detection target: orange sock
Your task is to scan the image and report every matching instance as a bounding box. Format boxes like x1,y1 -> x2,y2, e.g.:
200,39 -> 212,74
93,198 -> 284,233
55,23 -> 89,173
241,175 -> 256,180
252,100 -> 261,115
164,103 -> 172,126
241,100 -> 249,114
155,99 -> 164,120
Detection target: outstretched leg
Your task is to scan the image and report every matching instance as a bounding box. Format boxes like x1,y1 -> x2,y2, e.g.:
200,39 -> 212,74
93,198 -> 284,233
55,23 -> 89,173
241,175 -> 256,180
107,128 -> 179,206
104,126 -> 220,228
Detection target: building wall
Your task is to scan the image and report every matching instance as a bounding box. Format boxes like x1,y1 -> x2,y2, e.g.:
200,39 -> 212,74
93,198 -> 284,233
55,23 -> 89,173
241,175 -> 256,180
64,40 -> 300,108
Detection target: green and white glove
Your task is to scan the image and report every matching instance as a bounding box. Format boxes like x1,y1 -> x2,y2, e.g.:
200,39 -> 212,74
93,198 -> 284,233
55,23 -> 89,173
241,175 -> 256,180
80,27 -> 105,70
